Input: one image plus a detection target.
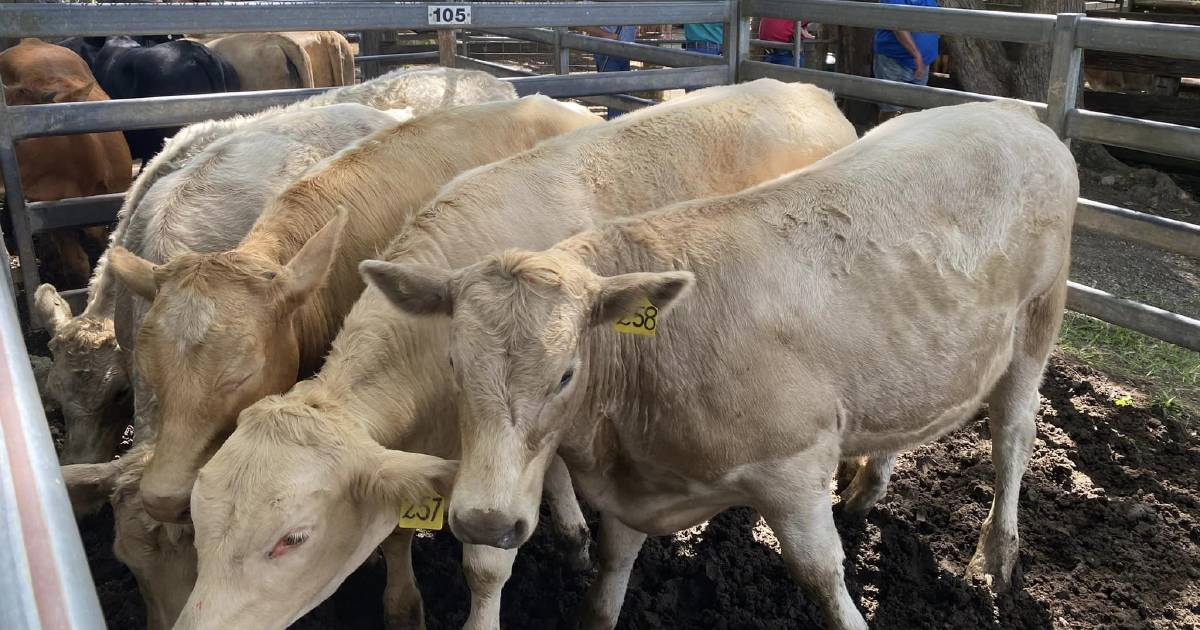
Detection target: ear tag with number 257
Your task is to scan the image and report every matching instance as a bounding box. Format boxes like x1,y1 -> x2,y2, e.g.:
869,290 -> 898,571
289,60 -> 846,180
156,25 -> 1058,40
398,494 -> 445,530
613,297 -> 659,337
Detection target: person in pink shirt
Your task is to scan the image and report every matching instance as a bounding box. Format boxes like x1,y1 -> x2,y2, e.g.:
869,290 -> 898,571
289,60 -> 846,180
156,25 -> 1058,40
759,18 -> 811,66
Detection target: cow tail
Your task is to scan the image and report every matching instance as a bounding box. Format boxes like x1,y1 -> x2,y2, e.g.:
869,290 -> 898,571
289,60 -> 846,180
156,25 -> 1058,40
277,36 -> 315,88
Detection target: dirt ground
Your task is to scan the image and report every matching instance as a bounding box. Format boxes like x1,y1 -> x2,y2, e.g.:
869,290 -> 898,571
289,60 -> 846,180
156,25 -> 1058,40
35,338 -> 1195,629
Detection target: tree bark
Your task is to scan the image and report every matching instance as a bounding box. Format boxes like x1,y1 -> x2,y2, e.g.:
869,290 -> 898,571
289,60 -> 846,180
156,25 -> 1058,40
939,0 -> 1083,102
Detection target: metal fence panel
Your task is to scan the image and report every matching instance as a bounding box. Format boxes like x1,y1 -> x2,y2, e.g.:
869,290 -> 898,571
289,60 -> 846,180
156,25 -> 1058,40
1076,16 -> 1200,62
745,0 -> 1055,43
0,1 -> 729,38
1067,109 -> 1200,164
0,244 -> 105,630
740,60 -> 1049,114
1067,282 -> 1200,352
1076,199 -> 1200,260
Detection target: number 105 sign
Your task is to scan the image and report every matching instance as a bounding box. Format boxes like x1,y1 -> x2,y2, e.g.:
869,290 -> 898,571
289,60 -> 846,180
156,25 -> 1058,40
428,5 -> 472,25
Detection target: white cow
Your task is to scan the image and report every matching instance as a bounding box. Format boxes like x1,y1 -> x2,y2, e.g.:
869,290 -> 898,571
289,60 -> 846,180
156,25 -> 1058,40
365,101 -> 1079,629
34,67 -> 514,465
179,79 -> 859,630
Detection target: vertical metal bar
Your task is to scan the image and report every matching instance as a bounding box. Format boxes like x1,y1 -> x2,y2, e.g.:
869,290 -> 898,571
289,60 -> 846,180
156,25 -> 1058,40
727,0 -> 749,84
1045,13 -> 1083,140
553,26 -> 571,74
0,79 -> 40,316
793,19 -> 802,67
437,29 -> 458,68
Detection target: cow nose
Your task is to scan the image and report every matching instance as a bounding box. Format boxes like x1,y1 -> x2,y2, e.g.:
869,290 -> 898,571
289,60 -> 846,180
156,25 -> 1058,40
141,488 -> 192,524
450,509 -> 527,549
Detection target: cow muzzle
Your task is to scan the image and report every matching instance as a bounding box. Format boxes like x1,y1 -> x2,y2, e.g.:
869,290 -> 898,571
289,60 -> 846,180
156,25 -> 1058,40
449,508 -> 528,549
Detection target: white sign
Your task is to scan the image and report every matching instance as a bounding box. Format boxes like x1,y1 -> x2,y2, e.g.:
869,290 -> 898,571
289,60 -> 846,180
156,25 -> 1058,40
428,5 -> 472,25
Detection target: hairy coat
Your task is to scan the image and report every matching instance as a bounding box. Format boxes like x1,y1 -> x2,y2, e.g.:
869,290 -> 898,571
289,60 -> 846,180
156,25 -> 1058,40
37,67 -> 514,466
377,101 -> 1079,629
184,79 -> 856,630
205,31 -> 354,91
116,96 -> 596,525
0,40 -> 133,293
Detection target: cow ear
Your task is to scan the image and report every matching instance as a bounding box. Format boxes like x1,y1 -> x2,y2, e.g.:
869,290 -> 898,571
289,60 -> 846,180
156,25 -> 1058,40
273,208 -> 348,307
591,271 -> 694,327
33,284 -> 73,334
61,461 -> 120,518
360,260 -> 454,317
358,448 -> 458,507
108,248 -> 159,301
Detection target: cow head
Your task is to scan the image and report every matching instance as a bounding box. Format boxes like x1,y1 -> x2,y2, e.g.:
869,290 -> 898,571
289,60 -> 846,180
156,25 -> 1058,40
175,396 -> 455,630
62,443 -> 197,630
106,212 -> 348,524
34,284 -> 131,464
361,252 -> 692,549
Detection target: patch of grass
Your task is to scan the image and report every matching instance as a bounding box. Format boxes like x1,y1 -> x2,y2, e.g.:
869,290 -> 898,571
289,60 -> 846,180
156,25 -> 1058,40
1058,312 -> 1199,426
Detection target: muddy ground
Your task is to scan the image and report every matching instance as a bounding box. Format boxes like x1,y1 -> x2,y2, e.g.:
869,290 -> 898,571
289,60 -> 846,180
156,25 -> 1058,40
37,342 -> 1196,629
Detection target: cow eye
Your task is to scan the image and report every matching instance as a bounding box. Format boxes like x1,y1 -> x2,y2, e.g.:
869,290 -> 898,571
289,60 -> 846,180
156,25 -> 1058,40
268,530 -> 309,559
557,368 -> 574,393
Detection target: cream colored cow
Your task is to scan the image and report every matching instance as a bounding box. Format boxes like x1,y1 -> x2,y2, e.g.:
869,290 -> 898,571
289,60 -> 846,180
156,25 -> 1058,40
35,67 -> 515,466
101,97 -> 598,630
367,101 -> 1079,630
180,79 -> 857,630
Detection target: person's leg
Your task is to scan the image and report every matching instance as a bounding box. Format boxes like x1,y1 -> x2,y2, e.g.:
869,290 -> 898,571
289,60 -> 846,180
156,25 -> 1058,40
597,56 -> 631,120
765,50 -> 794,66
873,54 -> 912,124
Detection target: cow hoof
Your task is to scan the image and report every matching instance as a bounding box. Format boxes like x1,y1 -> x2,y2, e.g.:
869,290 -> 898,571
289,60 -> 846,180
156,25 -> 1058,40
837,478 -> 885,517
965,547 -> 1018,594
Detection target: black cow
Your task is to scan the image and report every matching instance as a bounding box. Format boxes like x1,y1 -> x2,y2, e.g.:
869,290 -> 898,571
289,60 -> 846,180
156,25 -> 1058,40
56,36 -> 239,161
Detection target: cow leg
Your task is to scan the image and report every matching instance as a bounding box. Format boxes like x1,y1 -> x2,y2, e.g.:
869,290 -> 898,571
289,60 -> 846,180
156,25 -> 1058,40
966,277 -> 1062,593
579,512 -> 646,630
838,454 -> 896,516
461,543 -> 516,630
758,458 -> 867,630
543,455 -> 591,571
380,529 -> 425,630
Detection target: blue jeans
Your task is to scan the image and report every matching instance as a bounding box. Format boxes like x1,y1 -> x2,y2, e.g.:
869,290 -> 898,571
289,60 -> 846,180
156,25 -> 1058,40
595,54 -> 631,120
873,53 -> 929,113
764,49 -> 802,66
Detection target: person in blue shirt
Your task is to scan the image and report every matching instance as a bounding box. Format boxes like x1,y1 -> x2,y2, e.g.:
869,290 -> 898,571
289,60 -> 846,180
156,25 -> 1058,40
873,0 -> 940,122
683,22 -> 724,56
578,25 -> 638,119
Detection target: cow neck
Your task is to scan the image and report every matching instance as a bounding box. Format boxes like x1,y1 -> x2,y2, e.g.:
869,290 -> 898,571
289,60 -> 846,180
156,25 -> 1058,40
308,239 -> 457,456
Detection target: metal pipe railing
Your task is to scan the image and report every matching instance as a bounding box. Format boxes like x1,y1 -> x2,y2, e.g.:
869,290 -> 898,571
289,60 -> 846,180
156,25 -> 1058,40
0,237 -> 105,629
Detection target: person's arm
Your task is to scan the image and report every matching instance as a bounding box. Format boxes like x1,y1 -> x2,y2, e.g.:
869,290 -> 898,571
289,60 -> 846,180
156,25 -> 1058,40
893,30 -> 927,79
577,26 -> 618,40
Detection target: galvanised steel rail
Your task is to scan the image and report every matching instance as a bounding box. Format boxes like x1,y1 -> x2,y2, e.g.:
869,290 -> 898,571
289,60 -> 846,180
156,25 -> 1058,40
0,232 -> 105,630
740,0 -> 1200,352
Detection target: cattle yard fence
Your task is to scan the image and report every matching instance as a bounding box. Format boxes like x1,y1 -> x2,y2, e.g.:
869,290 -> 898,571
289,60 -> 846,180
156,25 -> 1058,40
0,2 -> 1198,628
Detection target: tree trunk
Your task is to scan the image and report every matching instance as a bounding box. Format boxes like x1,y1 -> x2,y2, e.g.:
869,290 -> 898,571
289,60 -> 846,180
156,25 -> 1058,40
939,0 -> 1083,102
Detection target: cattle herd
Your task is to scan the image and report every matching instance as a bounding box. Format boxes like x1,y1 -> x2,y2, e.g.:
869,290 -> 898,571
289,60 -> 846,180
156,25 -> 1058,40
14,32 -> 1079,630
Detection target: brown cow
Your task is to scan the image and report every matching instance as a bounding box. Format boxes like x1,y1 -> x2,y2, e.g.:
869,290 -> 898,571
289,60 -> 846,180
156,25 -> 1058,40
202,31 -> 354,91
0,39 -> 132,288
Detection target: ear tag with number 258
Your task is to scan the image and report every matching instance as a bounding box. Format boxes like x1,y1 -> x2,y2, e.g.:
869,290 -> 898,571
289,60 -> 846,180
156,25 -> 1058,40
398,494 -> 445,530
613,297 -> 659,337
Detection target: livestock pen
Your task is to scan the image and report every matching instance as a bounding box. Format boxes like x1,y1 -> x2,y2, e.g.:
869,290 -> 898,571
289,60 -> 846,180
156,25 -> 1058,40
0,1 -> 1197,628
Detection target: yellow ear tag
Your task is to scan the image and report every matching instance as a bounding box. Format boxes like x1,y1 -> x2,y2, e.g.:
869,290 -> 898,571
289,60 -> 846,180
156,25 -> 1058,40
612,297 -> 658,337
398,494 -> 445,530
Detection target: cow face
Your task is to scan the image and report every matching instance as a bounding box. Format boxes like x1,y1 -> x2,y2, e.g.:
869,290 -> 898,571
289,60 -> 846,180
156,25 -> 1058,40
34,284 -> 131,464
361,252 -> 692,549
176,398 -> 455,630
106,213 -> 347,524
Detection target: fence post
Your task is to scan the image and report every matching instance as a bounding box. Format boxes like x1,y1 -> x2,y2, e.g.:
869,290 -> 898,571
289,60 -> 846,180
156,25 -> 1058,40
0,81 -> 40,315
792,20 -> 802,68
1045,13 -> 1083,141
437,29 -> 457,68
553,26 -> 571,75
727,0 -> 749,84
